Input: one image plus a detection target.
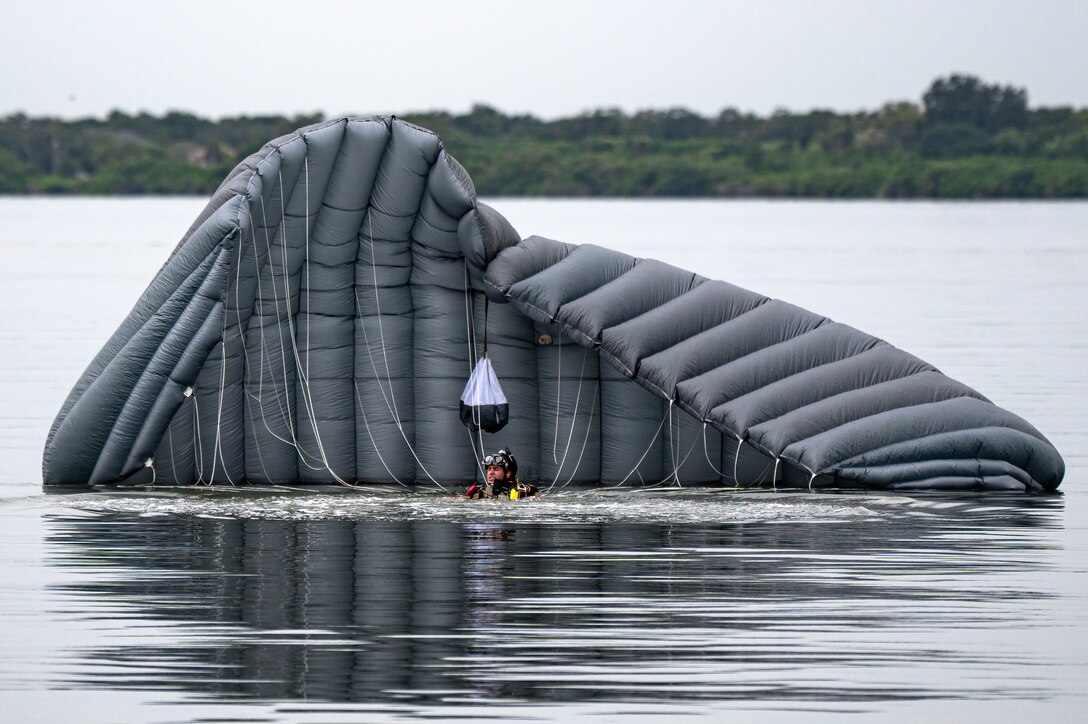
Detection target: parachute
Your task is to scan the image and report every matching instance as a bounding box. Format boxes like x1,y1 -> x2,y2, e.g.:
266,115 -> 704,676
42,116 -> 1064,492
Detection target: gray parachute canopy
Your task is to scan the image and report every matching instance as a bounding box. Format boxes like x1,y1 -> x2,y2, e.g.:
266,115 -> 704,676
43,116 -> 1064,492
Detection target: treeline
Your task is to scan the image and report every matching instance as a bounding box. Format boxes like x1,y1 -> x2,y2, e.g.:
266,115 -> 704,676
2,75 -> 1087,197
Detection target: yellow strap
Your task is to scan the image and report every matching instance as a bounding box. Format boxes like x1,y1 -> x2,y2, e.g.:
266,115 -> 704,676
509,488 -> 519,500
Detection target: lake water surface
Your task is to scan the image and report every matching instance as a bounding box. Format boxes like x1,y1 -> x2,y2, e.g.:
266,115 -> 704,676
0,199 -> 1085,722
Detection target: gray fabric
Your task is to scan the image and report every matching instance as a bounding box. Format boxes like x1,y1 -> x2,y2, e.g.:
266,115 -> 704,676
555,259 -> 703,346
43,116 -> 1065,493
491,237 -> 1063,492
483,235 -> 577,303
505,244 -> 637,326
600,279 -> 767,377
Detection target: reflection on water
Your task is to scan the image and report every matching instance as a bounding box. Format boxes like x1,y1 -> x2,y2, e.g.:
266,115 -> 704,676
2,198 -> 1083,721
42,490 -> 1066,717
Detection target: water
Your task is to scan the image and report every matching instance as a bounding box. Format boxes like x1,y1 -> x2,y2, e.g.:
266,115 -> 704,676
0,199 -> 1086,722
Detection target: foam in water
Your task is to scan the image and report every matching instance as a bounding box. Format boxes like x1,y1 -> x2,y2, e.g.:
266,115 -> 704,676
46,485 -> 894,525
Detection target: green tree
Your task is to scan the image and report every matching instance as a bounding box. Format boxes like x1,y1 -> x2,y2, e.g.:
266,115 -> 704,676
923,74 -> 1027,131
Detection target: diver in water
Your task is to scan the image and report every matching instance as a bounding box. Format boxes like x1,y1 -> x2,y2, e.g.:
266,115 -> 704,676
465,448 -> 540,500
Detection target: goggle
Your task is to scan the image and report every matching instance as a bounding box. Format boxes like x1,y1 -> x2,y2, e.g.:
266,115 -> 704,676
483,454 -> 506,467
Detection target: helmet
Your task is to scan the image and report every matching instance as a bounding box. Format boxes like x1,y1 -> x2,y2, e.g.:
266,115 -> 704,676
482,448 -> 517,479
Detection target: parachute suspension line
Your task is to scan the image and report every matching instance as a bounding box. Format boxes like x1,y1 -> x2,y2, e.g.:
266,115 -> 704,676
476,424 -> 486,479
676,404 -> 683,481
234,207 -> 288,493
753,458 -> 775,486
772,456 -> 781,491
243,385 -> 276,485
552,334 -> 561,464
544,344 -> 592,492
304,157 -> 311,385
167,424 -> 179,484
780,455 -> 818,491
242,191 -> 330,486
462,264 -> 479,374
675,404 -> 687,487
702,422 -> 725,479
268,170 -> 325,469
352,378 -> 411,490
300,165 -> 355,483
353,217 -> 452,492
605,403 -> 670,488
257,195 -> 298,440
225,212 -> 261,485
461,264 -> 488,475
242,201 -> 300,455
210,235 -> 239,486
732,433 -> 745,487
352,290 -> 450,491
191,387 -> 205,485
265,171 -> 348,483
274,170 -> 300,449
483,296 -> 489,355
466,427 -> 488,481
468,357 -> 484,458
560,377 -> 600,488
673,423 -> 703,479
253,212 -> 327,475
248,197 -> 299,447
233,215 -> 301,492
665,403 -> 705,487
287,162 -> 341,473
366,212 -> 405,427
278,169 -> 358,479
475,427 -> 485,475
666,400 -> 682,487
399,402 -> 455,490
283,161 -> 369,489
210,320 -> 236,486
212,166 -> 338,486
641,411 -> 704,492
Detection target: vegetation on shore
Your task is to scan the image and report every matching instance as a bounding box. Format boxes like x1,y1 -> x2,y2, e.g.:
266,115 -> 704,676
2,75 -> 1086,198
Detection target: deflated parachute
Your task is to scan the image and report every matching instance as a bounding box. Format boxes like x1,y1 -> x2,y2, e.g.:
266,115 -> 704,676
485,240 -> 1064,492
42,116 -> 1064,492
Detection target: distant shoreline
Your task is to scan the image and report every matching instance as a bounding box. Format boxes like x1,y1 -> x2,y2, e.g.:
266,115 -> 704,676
3,75 -> 1086,199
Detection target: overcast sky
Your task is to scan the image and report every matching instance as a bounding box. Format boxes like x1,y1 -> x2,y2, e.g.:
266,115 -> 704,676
3,0 -> 1086,120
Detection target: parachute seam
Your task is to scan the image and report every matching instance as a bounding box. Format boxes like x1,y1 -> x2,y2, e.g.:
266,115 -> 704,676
707,345 -> 917,433
671,323 -> 882,422
557,261 -> 703,343
600,288 -> 772,371
837,457 -> 1033,487
652,308 -> 831,397
89,246 -> 226,482
747,375 -> 976,458
823,424 -> 1045,479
